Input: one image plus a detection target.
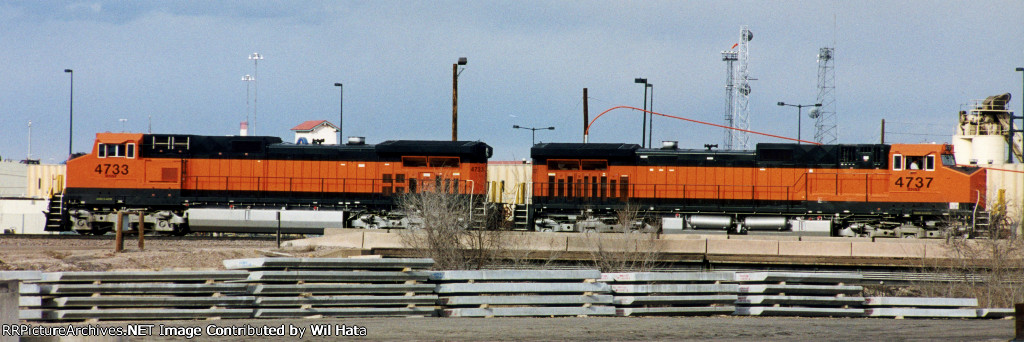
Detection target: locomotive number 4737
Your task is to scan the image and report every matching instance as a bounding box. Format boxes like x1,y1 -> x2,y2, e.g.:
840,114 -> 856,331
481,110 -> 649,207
94,163 -> 129,176
894,176 -> 933,189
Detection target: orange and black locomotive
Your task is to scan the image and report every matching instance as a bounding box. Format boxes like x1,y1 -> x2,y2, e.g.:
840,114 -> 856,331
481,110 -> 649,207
527,141 -> 986,237
47,132 -> 491,235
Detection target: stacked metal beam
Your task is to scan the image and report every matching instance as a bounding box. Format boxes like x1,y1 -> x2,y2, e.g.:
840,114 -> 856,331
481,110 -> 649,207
28,270 -> 253,321
602,272 -> 738,316
864,297 -> 983,318
432,270 -> 614,317
224,257 -> 437,318
733,272 -> 866,317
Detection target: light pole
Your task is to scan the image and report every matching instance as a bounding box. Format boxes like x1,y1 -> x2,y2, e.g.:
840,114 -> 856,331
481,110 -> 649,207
777,102 -> 822,144
64,69 -> 73,158
1013,67 -> 1023,163
242,74 -> 254,132
248,52 -> 263,135
452,57 -> 467,141
334,83 -> 343,143
27,121 -> 32,161
119,118 -> 128,132
647,83 -> 654,148
513,125 -> 555,145
634,78 -> 648,147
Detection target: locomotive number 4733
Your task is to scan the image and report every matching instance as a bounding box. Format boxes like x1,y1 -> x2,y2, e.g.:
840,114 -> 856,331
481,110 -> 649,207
894,176 -> 933,189
94,163 -> 129,176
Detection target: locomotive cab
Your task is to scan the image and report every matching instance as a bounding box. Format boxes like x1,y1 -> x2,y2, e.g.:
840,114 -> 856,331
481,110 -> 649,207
887,144 -> 984,208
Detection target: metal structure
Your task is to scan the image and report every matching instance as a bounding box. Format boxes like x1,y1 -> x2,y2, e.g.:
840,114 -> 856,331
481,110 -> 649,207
734,26 -> 754,150
64,69 -> 73,157
334,82 -> 343,142
634,78 -> 649,147
248,52 -> 263,135
721,51 -> 737,150
953,93 -> 1022,164
241,74 -> 254,135
513,125 -> 554,145
777,102 -> 822,144
813,47 -> 837,144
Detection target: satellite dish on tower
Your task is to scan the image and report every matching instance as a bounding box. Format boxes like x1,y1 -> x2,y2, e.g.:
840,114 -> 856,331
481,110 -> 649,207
739,83 -> 751,96
743,29 -> 753,42
808,108 -> 821,119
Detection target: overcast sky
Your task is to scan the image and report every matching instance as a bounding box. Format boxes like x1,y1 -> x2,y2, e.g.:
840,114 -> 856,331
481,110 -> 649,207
1,1 -> 1022,162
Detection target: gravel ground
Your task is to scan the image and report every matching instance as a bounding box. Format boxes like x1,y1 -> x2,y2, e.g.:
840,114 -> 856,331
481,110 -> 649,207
0,236 -> 356,271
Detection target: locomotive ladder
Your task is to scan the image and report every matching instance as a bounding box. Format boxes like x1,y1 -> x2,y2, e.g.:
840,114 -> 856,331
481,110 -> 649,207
43,194 -> 67,231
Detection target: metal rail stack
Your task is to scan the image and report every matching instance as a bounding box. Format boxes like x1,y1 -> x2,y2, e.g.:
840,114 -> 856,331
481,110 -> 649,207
431,270 -> 614,317
733,272 -> 865,317
223,257 -> 437,318
29,270 -> 253,321
602,272 -> 738,316
864,297 -> 986,319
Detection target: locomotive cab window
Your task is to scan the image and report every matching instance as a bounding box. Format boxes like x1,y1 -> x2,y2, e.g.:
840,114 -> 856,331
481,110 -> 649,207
580,160 -> 608,171
428,157 -> 460,168
892,155 -> 903,171
548,159 -> 580,170
941,154 -> 956,166
906,156 -> 925,170
97,143 -> 135,159
925,155 -> 935,171
402,157 -> 428,167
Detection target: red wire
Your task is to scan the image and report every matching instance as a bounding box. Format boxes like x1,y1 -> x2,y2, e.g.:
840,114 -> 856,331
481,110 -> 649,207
585,105 -> 822,146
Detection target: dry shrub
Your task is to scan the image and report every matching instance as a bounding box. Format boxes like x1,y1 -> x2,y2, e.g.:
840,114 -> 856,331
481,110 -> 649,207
397,190 -> 511,270
586,203 -> 663,272
918,202 -> 1024,307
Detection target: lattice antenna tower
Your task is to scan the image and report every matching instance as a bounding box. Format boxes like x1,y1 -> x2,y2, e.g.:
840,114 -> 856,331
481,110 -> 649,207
734,26 -> 754,149
812,47 -> 837,144
721,50 -> 738,150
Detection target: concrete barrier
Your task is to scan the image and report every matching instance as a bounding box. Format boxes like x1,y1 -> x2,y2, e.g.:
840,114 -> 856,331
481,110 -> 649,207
507,233 -> 568,252
707,239 -> 778,255
778,241 -> 851,257
362,230 -> 405,249
658,236 -> 708,254
565,234 -> 660,253
851,241 -> 926,258
924,243 -> 959,259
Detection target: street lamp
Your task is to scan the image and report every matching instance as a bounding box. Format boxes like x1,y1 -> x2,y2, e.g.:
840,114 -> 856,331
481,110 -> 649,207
64,69 -> 73,158
1013,67 -> 1023,163
777,102 -> 822,144
248,52 -> 263,135
513,125 -> 555,145
242,74 -> 254,131
647,83 -> 654,148
635,78 -> 648,147
452,57 -> 467,141
334,83 -> 343,144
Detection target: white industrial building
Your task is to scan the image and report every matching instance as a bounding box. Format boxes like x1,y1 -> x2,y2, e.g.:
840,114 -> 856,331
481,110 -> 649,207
290,120 -> 340,145
0,161 -> 65,234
